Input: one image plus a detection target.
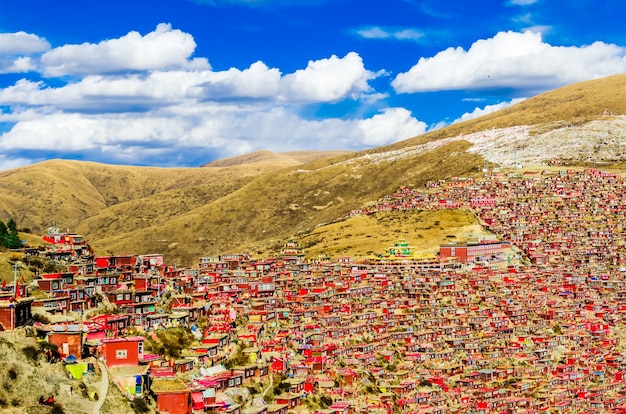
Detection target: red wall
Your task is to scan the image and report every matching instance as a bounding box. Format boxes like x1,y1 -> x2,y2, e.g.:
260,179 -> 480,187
48,332 -> 82,359
102,339 -> 141,368
0,307 -> 13,330
439,246 -> 468,263
157,392 -> 192,414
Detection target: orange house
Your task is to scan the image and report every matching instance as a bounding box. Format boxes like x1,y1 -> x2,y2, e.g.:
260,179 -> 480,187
101,336 -> 145,368
47,331 -> 83,359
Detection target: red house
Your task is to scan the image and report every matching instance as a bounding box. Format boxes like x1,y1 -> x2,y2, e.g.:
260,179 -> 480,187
101,336 -> 145,368
0,296 -> 33,331
150,377 -> 192,414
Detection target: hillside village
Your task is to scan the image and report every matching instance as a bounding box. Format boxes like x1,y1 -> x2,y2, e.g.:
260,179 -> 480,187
2,166 -> 626,413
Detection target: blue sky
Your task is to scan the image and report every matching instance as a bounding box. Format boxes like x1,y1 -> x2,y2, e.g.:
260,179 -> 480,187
0,0 -> 624,169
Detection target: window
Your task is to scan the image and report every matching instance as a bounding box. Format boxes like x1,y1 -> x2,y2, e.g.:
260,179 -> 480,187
116,349 -> 128,359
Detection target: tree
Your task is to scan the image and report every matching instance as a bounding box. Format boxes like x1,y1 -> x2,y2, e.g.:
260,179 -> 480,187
4,232 -> 21,249
0,219 -> 21,248
6,219 -> 17,234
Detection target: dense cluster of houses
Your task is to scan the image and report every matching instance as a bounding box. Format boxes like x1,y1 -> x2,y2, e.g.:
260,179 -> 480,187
2,168 -> 626,413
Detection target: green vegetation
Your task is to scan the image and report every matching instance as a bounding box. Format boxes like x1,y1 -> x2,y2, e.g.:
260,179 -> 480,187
0,219 -> 21,249
144,327 -> 196,358
131,398 -> 150,413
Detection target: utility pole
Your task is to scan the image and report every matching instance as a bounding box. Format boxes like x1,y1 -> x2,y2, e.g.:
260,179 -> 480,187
13,262 -> 18,297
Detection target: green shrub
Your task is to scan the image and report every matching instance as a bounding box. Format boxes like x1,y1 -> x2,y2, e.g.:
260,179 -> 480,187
131,398 -> 150,413
22,345 -> 40,364
50,405 -> 66,414
320,394 -> 333,408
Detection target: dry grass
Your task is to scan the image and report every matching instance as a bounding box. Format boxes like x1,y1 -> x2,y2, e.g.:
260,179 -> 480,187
381,74 -> 626,152
85,140 -> 482,264
202,149 -> 350,167
291,209 -> 493,260
149,378 -> 189,393
0,333 -> 100,414
0,75 -> 623,265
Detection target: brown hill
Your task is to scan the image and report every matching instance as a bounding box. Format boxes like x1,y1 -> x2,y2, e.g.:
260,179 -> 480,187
0,75 -> 624,266
203,150 -> 351,167
384,74 -> 626,151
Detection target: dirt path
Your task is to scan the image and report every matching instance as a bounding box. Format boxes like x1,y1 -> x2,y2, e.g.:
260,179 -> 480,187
92,361 -> 109,414
260,372 -> 273,400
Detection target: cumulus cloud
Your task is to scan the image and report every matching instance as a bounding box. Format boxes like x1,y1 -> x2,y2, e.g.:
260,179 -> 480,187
40,23 -> 210,77
355,26 -> 424,42
282,52 -> 379,102
358,108 -> 427,146
0,52 -> 379,110
453,98 -> 526,123
0,23 -> 421,169
0,104 -> 427,166
392,31 -> 626,93
0,32 -> 50,74
200,61 -> 282,99
0,32 -> 50,55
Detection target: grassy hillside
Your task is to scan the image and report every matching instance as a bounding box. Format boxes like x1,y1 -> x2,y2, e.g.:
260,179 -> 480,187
0,75 -> 624,266
294,209 -> 493,260
203,149 -> 352,167
87,140 -> 482,264
382,74 -> 626,152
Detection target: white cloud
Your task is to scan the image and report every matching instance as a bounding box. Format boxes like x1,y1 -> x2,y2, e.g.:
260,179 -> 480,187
0,31 -> 50,74
40,23 -> 210,77
522,25 -> 551,35
282,52 -> 379,102
0,53 -> 379,109
392,30 -> 626,93
358,108 -> 427,146
356,26 -> 424,42
200,61 -> 282,99
0,24 -> 416,168
453,98 -> 526,123
0,32 -> 50,55
0,155 -> 40,171
0,56 -> 37,74
0,103 -> 428,167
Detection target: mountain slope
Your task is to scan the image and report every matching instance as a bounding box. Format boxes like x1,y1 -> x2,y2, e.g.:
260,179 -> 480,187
203,150 -> 351,167
0,75 -> 625,265
383,74 -> 626,152
83,140 -> 481,264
